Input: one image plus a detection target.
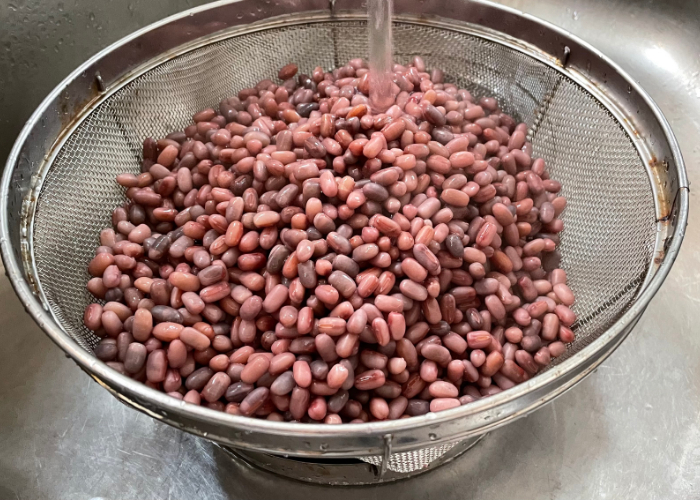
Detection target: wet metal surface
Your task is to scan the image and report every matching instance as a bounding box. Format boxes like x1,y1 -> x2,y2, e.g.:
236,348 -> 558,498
1,0 -> 700,498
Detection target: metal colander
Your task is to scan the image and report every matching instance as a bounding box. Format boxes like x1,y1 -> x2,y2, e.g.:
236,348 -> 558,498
0,0 -> 688,484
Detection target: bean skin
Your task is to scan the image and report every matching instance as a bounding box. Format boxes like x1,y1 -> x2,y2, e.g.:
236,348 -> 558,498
146,349 -> 167,383
327,364 -> 349,389
430,398 -> 461,412
374,295 -> 404,313
555,304 -> 577,326
240,387 -> 270,416
202,373 -> 231,403
354,369 -> 385,390
421,344 -> 451,367
152,322 -> 183,342
466,331 -> 493,349
293,360 -> 312,388
284,386 -> 308,420
124,343 -> 148,374
553,283 -> 575,306
263,284 -> 289,313
429,381 -> 459,398
180,327 -> 211,351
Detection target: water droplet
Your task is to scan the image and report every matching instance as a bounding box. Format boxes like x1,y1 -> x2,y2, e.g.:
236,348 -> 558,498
429,433 -> 437,441
89,12 -> 95,21
572,11 -> 579,20
320,443 -> 328,451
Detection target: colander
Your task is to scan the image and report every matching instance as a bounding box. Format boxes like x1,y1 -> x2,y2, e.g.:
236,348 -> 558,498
0,0 -> 688,485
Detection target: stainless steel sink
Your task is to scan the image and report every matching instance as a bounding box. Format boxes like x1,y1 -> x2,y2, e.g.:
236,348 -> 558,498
0,0 -> 698,498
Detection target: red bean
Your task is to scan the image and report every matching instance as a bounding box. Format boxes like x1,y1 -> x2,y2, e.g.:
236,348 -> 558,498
374,295 -> 404,313
553,283 -> 575,306
327,364 -> 349,389
153,322 -> 183,342
146,349 -> 167,383
344,309 -> 365,335
484,295 -> 506,321
555,304 -> 577,327
289,387 -> 310,420
199,282 -> 231,303
269,352 -> 296,375
293,360 -> 312,388
371,318 -> 391,346
315,334 -> 338,362
123,343 -> 147,374
549,341 -> 567,358
202,372 -> 231,403
180,327 -> 211,351
443,332 -> 467,354
501,359 -> 527,383
240,387 -> 270,416
317,317 -> 346,336
387,312 -> 406,341
88,253 -> 115,277
368,397 -> 389,420
429,381 -> 459,398
467,331 -> 493,349
315,284 -> 340,305
354,369 -> 385,390
335,333 -> 358,358
481,351 -> 505,377
421,344 -> 451,367
430,398 -> 461,412
512,348 -> 537,374
241,356 -> 270,384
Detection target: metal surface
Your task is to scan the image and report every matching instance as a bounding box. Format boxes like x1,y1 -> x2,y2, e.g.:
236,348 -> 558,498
0,0 -> 699,497
0,0 -> 216,170
0,0 -> 687,468
222,435 -> 483,485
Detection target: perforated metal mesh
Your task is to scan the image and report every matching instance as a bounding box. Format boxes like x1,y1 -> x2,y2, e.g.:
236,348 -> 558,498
362,442 -> 459,473
29,19 -> 657,473
530,80 -> 656,356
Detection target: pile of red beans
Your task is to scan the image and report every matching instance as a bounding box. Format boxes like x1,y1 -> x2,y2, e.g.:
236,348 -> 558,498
83,57 -> 576,423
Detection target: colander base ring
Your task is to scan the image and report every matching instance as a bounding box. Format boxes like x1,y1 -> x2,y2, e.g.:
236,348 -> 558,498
218,435 -> 485,485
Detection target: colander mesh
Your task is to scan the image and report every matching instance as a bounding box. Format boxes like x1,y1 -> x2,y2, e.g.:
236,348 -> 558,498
30,20 -> 656,473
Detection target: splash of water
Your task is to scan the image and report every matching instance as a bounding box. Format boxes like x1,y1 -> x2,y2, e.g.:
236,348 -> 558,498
368,0 -> 394,112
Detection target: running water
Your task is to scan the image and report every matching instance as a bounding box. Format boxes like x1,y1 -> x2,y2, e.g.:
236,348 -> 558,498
368,0 -> 394,112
